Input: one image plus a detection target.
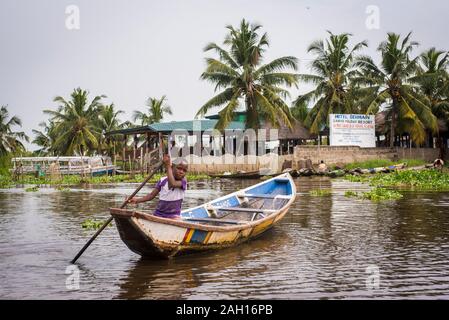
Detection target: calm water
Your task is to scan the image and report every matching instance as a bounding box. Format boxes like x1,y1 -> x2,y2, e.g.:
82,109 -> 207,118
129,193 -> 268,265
1,177 -> 449,299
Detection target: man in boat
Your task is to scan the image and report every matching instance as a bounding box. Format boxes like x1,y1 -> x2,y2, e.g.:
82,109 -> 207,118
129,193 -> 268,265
127,154 -> 188,219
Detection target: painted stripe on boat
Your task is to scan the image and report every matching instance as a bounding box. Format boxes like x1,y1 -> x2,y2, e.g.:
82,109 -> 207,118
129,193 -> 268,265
183,229 -> 212,244
204,231 -> 212,244
183,228 -> 194,243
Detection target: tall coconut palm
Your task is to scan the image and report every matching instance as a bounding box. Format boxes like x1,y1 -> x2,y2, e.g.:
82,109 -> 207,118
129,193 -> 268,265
44,88 -> 105,155
412,48 -> 449,120
0,105 -> 29,156
290,100 -> 309,123
133,96 -> 172,125
293,32 -> 368,134
96,103 -> 125,156
196,19 -> 298,130
355,32 -> 438,146
32,121 -> 56,156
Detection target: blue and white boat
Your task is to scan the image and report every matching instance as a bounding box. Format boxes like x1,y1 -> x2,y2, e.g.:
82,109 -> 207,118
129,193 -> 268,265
110,173 -> 296,258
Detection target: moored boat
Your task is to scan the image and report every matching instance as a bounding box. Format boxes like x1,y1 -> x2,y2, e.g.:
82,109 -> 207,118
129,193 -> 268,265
110,173 -> 296,259
209,167 -> 277,179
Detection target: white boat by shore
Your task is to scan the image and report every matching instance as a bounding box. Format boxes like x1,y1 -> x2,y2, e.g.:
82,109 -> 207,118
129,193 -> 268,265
11,156 -> 116,176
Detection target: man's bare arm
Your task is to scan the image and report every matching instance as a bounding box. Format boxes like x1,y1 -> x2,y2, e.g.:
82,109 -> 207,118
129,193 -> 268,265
128,188 -> 160,204
166,164 -> 183,189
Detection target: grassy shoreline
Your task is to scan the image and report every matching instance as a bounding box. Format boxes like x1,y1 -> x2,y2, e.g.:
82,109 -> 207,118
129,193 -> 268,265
0,172 -> 210,188
341,158 -> 426,170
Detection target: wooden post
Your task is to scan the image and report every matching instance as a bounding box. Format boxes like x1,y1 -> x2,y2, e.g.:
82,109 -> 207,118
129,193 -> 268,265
123,135 -> 127,172
129,155 -> 133,178
140,147 -> 144,175
133,134 -> 137,175
113,142 -> 116,176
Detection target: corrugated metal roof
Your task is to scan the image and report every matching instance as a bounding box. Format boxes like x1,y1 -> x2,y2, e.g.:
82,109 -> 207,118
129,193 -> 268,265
150,119 -> 245,132
106,119 -> 245,135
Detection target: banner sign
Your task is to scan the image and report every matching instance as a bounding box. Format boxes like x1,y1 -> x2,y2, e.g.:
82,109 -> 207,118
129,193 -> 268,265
329,114 -> 376,148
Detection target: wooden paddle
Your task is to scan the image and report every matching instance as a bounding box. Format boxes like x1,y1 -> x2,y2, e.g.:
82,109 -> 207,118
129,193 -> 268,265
70,161 -> 163,264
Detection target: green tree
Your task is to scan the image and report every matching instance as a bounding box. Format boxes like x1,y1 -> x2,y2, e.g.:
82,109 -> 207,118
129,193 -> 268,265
0,105 -> 29,156
96,103 -> 126,156
196,19 -> 298,130
412,48 -> 449,121
133,95 -> 172,125
293,32 -> 368,134
32,121 -> 56,156
355,32 -> 437,146
290,100 -> 309,123
44,88 -> 105,155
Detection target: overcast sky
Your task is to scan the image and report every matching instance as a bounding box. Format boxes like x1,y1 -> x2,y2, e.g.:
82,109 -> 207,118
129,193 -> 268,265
1,0 -> 449,150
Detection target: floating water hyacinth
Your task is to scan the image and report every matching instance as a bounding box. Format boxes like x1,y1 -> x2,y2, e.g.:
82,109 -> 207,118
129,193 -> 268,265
55,185 -> 71,192
25,186 -> 39,192
345,170 -> 449,190
344,190 -> 359,197
361,187 -> 403,201
81,219 -> 110,230
309,189 -> 332,196
344,188 -> 402,201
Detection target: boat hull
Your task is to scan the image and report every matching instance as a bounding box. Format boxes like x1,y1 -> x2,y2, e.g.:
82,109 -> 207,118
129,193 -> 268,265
111,205 -> 290,259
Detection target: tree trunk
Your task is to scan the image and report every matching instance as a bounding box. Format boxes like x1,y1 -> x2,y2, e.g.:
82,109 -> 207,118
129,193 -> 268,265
389,101 -> 397,148
246,97 -> 259,129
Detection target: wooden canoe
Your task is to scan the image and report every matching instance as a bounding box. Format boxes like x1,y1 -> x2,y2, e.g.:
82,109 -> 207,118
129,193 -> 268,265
110,173 -> 296,259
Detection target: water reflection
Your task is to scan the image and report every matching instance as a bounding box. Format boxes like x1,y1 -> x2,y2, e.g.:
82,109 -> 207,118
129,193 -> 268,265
116,228 -> 290,300
0,177 -> 449,299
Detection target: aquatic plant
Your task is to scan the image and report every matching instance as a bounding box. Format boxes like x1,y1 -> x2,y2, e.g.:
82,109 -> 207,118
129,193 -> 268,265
344,159 -> 426,170
309,189 -> 332,196
25,186 -> 39,192
81,219 -> 109,230
55,185 -> 70,192
0,172 -> 210,188
0,175 -> 13,188
361,187 -> 403,201
344,190 -> 359,197
345,169 -> 449,190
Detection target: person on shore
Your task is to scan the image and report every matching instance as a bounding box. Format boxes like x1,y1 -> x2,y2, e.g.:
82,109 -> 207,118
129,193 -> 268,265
317,160 -> 328,173
433,158 -> 444,172
127,154 -> 188,219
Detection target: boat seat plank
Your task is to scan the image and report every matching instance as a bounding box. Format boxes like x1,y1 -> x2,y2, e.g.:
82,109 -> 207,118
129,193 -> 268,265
214,207 -> 277,213
237,193 -> 291,199
183,217 -> 248,225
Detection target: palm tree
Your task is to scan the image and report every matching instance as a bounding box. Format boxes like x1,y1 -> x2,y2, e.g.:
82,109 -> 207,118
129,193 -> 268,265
355,32 -> 438,147
32,121 -> 56,156
44,88 -> 105,155
96,103 -> 125,157
413,48 -> 449,121
290,100 -> 309,123
293,32 -> 368,134
196,19 -> 298,130
133,96 -> 172,125
0,105 -> 29,156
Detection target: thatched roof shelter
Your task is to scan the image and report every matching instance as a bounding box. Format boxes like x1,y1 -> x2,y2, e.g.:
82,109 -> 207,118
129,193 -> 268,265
261,119 -> 314,141
375,111 -> 448,134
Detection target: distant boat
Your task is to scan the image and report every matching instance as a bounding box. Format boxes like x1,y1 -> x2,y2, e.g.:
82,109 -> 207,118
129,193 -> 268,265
110,173 -> 296,259
11,156 -> 116,176
209,167 -> 277,179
